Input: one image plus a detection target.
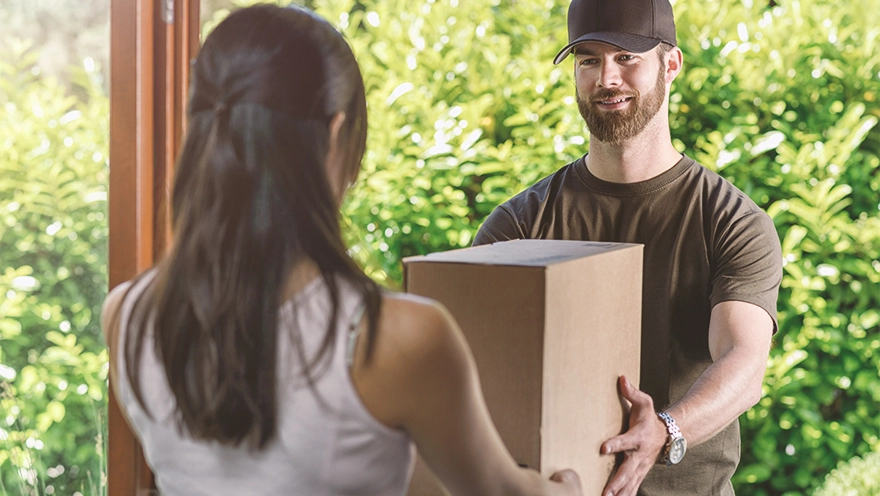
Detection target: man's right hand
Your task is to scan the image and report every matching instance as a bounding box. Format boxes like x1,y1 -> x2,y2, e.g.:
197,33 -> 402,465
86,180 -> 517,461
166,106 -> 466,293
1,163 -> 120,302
600,376 -> 667,496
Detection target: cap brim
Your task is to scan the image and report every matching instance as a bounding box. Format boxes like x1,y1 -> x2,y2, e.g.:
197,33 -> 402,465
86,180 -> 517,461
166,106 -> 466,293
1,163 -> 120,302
553,32 -> 663,65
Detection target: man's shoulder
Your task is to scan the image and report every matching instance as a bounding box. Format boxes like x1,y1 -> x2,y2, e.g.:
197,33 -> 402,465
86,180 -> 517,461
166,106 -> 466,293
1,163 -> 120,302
474,157 -> 584,245
682,156 -> 765,214
680,158 -> 779,254
500,157 -> 585,210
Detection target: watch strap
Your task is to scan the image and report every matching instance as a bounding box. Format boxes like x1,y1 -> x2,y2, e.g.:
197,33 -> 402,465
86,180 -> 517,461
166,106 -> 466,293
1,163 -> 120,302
658,411 -> 682,438
657,411 -> 683,465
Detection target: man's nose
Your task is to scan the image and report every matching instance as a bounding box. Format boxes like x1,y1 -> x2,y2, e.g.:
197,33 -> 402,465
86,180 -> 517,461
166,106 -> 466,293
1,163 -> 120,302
598,61 -> 622,88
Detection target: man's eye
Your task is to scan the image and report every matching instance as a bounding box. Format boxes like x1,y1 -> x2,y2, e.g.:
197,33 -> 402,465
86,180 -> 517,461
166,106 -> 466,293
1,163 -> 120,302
619,55 -> 636,61
579,58 -> 598,66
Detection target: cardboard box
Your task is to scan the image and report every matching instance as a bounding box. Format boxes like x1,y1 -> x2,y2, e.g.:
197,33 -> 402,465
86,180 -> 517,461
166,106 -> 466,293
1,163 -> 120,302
403,239 -> 643,496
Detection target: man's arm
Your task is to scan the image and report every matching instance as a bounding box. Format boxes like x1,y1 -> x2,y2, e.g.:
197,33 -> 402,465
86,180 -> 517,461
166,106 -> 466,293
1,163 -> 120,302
600,300 -> 773,496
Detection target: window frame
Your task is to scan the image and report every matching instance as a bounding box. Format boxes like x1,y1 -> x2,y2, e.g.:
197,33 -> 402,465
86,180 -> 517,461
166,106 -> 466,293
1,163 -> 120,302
108,0 -> 200,492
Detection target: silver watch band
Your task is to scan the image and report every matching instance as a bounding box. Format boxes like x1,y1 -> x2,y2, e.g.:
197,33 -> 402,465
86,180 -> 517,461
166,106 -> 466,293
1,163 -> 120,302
657,411 -> 687,465
658,411 -> 681,437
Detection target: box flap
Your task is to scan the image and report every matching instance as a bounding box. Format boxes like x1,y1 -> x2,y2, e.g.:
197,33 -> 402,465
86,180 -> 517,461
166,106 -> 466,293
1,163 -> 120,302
403,239 -> 641,267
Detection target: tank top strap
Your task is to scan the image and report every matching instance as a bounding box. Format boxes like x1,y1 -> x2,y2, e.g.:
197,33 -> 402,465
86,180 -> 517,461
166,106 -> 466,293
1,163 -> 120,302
345,302 -> 366,368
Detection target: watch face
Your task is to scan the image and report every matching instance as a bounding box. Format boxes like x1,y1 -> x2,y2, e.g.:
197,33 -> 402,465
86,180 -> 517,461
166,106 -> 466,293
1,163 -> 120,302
668,437 -> 687,465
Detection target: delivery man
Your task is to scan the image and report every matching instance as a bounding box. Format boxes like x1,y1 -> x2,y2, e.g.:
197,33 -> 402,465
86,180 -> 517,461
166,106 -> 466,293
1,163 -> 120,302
474,0 -> 782,494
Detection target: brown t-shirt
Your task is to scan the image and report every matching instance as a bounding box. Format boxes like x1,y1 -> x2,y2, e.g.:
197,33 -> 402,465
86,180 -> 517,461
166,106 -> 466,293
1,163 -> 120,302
474,154 -> 782,495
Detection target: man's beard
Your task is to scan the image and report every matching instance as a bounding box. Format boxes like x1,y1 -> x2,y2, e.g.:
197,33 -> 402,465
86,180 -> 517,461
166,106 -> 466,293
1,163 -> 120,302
577,67 -> 666,145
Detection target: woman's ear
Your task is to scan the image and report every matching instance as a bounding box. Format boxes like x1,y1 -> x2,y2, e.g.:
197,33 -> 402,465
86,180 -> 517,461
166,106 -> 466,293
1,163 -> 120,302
325,111 -> 349,205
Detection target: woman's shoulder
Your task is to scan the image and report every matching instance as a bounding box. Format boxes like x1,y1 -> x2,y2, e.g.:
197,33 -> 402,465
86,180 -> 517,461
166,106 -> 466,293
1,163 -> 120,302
103,280 -> 133,315
351,292 -> 472,428
375,292 -> 464,359
380,292 -> 448,327
101,280 -> 134,351
101,269 -> 157,353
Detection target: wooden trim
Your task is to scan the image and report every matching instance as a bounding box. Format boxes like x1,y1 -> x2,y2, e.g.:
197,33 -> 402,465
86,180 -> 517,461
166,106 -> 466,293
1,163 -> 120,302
108,0 -> 153,492
108,0 -> 200,493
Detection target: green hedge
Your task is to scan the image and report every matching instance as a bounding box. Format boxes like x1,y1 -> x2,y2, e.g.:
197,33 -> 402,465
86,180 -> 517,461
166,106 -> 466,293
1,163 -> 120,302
669,2 -> 880,494
328,1 -> 880,494
0,42 -> 109,495
1,0 -> 878,494
814,451 -> 880,496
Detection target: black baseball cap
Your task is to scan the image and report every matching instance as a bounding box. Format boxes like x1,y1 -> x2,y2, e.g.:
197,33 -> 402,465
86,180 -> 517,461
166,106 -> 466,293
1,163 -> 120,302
553,0 -> 677,65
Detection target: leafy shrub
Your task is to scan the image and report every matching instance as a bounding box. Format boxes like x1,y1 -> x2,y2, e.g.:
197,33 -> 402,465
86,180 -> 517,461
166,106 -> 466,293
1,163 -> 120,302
332,0 -> 585,286
1,0 -> 878,495
0,41 -> 109,495
814,451 -> 880,496
322,0 -> 880,494
173,0 -> 880,494
670,1 -> 880,494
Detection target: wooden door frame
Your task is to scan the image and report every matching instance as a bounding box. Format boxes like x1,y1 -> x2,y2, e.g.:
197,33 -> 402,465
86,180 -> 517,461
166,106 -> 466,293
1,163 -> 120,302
108,0 -> 199,493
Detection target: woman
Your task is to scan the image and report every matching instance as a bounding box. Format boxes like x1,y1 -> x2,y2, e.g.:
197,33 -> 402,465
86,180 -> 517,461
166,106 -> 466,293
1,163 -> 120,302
102,5 -> 582,495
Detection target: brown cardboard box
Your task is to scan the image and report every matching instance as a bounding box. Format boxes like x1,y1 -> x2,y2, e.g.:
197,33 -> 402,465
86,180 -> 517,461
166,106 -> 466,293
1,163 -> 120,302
403,239 -> 643,496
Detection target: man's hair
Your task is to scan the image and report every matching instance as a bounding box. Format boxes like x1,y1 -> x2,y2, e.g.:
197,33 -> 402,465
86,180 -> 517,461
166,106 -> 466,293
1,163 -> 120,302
657,42 -> 673,65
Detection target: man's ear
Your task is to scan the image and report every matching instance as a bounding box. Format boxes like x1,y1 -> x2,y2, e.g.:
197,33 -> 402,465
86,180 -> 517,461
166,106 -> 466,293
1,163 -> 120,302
664,47 -> 683,84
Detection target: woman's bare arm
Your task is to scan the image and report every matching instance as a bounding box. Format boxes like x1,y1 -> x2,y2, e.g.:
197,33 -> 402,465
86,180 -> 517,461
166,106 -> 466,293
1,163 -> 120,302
351,294 -> 582,496
100,280 -> 132,396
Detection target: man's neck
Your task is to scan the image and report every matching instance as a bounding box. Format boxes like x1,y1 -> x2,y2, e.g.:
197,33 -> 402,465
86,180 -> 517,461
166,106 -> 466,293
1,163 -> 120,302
585,116 -> 682,184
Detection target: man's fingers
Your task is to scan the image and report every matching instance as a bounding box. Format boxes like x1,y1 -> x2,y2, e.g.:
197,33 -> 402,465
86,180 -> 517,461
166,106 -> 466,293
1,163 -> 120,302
619,375 -> 652,406
602,454 -> 652,496
601,432 -> 640,455
602,458 -> 638,496
601,376 -> 662,494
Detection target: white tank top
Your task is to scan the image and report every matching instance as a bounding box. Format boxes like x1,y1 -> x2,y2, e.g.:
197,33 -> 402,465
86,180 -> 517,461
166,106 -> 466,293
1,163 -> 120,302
116,271 -> 415,495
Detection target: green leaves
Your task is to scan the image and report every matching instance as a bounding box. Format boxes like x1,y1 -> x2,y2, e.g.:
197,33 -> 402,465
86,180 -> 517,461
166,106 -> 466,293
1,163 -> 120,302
814,451 -> 880,495
0,40 -> 108,495
309,0 -> 583,285
314,0 -> 880,492
1,0 -> 878,494
662,3 -> 880,491
321,0 -> 880,493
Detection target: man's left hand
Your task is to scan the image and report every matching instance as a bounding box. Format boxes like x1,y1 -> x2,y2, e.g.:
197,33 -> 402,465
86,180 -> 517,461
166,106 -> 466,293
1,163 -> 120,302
599,376 -> 668,496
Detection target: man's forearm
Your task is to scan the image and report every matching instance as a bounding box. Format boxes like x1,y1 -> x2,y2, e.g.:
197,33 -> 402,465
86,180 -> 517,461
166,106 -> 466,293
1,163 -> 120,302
664,345 -> 767,446
666,300 -> 773,446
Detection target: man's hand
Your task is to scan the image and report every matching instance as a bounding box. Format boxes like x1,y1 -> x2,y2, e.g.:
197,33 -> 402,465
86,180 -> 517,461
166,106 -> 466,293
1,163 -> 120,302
599,376 -> 667,496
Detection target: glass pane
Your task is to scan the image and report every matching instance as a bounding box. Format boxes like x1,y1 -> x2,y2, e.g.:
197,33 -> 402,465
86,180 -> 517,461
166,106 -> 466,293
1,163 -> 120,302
0,0 -> 110,494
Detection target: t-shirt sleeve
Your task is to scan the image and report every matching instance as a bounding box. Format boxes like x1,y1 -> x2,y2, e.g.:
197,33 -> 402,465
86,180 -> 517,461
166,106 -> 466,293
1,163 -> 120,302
473,205 -> 526,246
710,209 -> 783,332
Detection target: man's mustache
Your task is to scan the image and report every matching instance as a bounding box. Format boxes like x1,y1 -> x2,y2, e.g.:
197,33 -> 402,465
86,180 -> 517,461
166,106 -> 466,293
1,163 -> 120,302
590,89 -> 638,102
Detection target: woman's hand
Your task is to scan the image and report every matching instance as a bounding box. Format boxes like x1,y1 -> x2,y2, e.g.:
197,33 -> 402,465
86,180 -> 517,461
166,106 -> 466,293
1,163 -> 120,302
550,469 -> 584,496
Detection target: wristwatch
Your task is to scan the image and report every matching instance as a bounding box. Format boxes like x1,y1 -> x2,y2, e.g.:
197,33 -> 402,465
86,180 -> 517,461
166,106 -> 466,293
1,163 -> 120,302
657,412 -> 687,466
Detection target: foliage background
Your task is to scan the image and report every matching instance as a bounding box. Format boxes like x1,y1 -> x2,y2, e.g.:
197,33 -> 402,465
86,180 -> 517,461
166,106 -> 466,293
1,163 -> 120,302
2,0 -> 879,495
0,41 -> 109,494
813,451 -> 880,495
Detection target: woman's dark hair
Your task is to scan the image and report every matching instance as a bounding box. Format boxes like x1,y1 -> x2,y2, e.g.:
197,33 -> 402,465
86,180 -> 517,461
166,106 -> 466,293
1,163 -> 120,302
125,4 -> 381,449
